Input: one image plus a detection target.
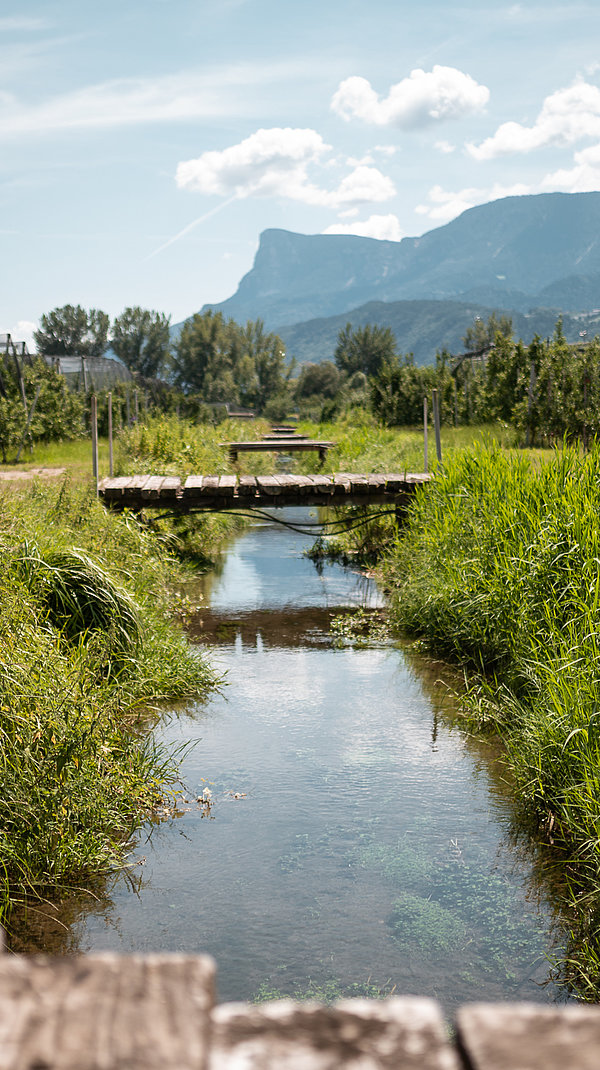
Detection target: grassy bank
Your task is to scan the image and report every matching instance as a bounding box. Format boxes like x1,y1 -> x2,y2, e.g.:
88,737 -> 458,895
379,443 -> 600,997
0,475 -> 218,926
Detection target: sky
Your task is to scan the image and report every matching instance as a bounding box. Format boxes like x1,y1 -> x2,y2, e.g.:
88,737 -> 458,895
3,0 -> 600,348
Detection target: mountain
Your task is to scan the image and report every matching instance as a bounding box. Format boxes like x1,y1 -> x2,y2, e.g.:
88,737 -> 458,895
278,300 -> 597,368
200,192 -> 600,332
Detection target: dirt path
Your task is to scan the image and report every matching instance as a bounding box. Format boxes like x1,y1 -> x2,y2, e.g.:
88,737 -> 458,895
0,467 -> 66,481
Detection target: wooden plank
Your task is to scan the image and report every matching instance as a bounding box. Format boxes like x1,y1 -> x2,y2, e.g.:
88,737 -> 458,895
272,475 -> 297,487
183,475 -> 206,500
348,475 -> 370,493
367,474 -> 389,490
256,475 -> 284,496
124,474 -> 152,491
201,476 -> 220,493
383,474 -> 408,492
141,475 -> 167,499
210,997 -> 460,1070
456,1002 -> 600,1070
305,475 -> 334,493
216,475 -> 238,497
237,476 -> 258,497
159,476 -> 183,500
0,953 -> 214,1070
99,476 -> 136,500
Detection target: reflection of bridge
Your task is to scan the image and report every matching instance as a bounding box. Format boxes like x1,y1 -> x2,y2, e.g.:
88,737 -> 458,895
99,472 -> 430,512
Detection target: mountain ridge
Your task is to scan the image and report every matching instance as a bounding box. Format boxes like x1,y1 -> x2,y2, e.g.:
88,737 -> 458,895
199,192 -> 600,333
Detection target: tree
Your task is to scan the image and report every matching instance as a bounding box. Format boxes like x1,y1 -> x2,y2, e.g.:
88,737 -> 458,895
370,356 -> 434,426
241,319 -> 289,411
462,312 -> 513,353
172,311 -> 289,411
111,307 -> 171,379
34,305 -> 109,357
334,323 -> 397,378
294,362 -> 340,401
173,310 -> 232,398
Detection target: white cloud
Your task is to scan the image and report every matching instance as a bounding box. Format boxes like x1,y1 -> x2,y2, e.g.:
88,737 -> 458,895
331,66 -> 489,128
540,141 -> 600,192
434,139 -> 456,154
1,320 -> 37,351
467,80 -> 600,159
177,127 -> 329,197
416,181 -> 532,223
0,62 -> 308,136
323,214 -> 403,240
176,128 -> 395,209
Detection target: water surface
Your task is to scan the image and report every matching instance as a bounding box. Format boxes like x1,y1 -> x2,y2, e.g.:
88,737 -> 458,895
51,512 -> 569,1007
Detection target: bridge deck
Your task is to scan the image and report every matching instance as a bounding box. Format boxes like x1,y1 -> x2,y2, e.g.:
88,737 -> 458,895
0,949 -> 596,1068
99,472 -> 430,511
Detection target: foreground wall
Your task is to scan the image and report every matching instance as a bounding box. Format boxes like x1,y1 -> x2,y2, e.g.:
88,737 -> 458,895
0,951 -> 598,1069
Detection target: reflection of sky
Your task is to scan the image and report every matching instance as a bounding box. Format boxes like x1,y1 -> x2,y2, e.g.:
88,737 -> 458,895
208,514 -> 382,612
70,515 -> 563,1010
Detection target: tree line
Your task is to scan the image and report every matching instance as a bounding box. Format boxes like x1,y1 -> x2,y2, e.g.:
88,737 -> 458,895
33,304 -> 293,418
296,313 -> 600,448
10,301 -> 600,457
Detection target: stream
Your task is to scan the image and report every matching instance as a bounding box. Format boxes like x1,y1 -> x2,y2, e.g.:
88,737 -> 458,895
29,511 -> 571,1009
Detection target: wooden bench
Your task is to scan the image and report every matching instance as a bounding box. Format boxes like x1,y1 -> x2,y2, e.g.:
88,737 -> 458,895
222,439 -> 337,464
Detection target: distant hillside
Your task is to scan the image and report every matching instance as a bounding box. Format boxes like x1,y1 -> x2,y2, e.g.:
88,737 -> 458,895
199,192 -> 600,331
279,300 -> 598,368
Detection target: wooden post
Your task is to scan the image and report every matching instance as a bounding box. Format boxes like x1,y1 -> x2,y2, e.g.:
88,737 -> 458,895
134,389 -> 139,423
15,383 -> 42,463
91,394 -> 99,496
423,396 -> 429,473
526,360 -> 536,448
432,388 -> 442,466
11,345 -> 28,417
108,391 -> 114,477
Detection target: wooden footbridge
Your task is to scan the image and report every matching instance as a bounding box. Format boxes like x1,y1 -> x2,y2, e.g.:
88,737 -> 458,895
0,949 -> 597,1068
99,472 -> 431,512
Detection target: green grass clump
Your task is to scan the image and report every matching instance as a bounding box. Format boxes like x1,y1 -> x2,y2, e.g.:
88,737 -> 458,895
381,441 -> 600,996
0,476 -> 217,925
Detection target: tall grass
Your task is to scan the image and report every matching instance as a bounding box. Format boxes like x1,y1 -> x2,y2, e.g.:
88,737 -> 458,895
382,442 -> 600,996
0,476 -> 217,925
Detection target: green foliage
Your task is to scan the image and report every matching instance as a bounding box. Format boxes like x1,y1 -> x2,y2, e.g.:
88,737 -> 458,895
34,305 -> 109,358
379,442 -> 600,996
15,545 -> 140,659
334,322 -> 397,378
462,312 -> 514,353
370,356 -> 435,425
294,362 -> 340,402
173,311 -> 289,413
0,478 -> 217,922
0,358 -> 84,462
111,307 -> 171,379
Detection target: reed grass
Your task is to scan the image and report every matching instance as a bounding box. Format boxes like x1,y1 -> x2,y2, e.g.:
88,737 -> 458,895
382,442 -> 600,996
0,476 -> 217,924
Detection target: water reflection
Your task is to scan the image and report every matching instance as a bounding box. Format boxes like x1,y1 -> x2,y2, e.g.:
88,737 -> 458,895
12,510 -> 573,1009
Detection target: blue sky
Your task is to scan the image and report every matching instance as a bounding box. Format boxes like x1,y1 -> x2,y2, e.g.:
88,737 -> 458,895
3,0 -> 600,346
